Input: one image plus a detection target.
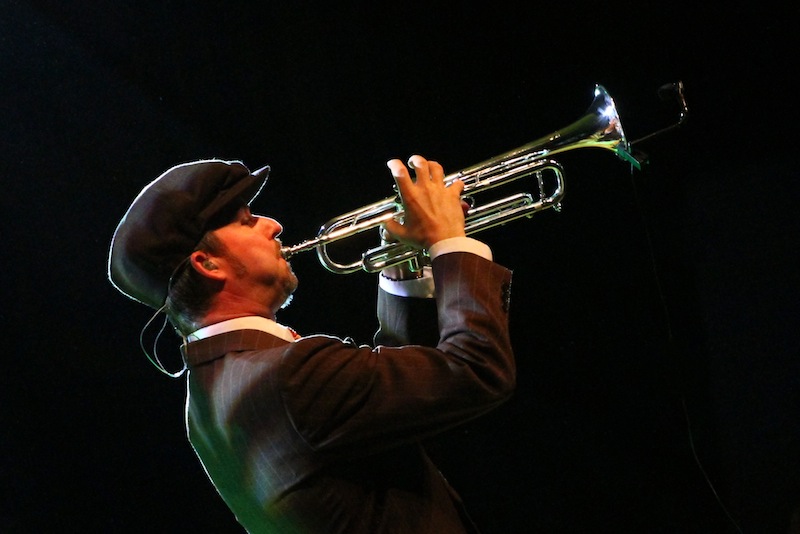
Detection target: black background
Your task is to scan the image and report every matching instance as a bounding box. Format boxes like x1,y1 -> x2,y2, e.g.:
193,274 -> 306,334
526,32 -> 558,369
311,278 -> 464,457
3,2 -> 798,532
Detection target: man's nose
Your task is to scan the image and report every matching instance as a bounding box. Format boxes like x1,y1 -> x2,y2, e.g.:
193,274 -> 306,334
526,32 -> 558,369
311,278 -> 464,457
260,217 -> 283,238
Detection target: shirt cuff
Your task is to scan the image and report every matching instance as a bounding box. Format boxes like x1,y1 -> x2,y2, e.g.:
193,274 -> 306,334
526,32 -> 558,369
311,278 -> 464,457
428,236 -> 492,261
378,237 -> 492,298
379,266 -> 436,298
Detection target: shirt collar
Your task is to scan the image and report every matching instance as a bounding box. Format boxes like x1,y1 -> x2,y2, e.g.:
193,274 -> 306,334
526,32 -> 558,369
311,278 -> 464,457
187,316 -> 297,343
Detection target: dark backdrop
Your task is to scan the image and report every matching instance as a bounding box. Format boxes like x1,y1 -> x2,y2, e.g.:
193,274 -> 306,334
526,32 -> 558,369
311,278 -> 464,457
3,2 -> 797,533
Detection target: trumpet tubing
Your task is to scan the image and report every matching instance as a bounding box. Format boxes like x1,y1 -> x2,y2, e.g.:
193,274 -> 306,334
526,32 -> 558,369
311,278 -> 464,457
281,85 -> 639,274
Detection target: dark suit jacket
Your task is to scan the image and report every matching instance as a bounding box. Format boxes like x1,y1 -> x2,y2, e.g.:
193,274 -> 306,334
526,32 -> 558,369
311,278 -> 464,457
182,252 -> 515,533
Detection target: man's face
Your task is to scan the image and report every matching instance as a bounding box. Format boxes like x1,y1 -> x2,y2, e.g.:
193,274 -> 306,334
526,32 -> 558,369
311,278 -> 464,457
209,205 -> 298,314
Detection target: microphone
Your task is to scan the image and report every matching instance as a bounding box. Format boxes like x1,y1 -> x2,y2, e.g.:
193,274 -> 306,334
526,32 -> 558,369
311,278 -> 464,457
658,81 -> 688,122
658,81 -> 681,101
631,81 -> 689,147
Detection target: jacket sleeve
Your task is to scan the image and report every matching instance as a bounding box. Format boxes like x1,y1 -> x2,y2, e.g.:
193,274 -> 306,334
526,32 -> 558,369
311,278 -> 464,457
373,283 -> 440,348
278,252 -> 515,453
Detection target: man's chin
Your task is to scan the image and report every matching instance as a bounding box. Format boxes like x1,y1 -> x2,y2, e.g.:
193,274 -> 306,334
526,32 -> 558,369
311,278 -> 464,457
279,293 -> 294,310
279,277 -> 298,310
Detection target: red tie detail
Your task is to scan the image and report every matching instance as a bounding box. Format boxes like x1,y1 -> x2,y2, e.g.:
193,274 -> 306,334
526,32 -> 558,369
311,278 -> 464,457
287,327 -> 301,340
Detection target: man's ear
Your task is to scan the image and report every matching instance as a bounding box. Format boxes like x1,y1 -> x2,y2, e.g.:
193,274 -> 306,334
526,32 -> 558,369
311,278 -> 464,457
189,250 -> 225,280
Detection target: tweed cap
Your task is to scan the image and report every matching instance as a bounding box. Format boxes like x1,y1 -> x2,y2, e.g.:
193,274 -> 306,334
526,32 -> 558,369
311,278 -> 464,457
108,159 -> 269,309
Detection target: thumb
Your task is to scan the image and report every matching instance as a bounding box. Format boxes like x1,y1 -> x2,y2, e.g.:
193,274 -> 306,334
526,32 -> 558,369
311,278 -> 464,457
381,219 -> 407,243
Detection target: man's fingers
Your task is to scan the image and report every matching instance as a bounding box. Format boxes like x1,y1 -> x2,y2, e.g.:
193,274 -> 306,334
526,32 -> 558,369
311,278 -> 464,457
387,158 -> 411,181
407,155 -> 444,183
381,219 -> 406,242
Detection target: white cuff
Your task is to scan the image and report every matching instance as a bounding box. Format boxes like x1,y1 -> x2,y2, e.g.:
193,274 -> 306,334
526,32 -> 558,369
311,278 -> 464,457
428,236 -> 492,261
379,266 -> 436,298
379,237 -> 492,298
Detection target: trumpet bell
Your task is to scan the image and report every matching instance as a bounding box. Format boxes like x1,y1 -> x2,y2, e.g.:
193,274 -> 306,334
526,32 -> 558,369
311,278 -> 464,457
463,84 -> 639,174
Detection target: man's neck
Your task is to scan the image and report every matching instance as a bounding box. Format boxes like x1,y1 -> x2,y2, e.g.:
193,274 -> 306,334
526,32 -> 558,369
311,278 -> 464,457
201,291 -> 278,327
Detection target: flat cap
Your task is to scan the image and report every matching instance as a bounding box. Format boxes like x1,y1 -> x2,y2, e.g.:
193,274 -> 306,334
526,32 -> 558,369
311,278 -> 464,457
108,159 -> 269,309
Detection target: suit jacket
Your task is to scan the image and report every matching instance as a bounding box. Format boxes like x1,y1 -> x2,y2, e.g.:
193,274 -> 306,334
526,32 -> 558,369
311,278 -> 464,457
182,252 -> 515,534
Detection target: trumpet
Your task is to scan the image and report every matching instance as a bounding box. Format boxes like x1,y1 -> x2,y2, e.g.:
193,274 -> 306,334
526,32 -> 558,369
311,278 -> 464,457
281,84 -> 643,274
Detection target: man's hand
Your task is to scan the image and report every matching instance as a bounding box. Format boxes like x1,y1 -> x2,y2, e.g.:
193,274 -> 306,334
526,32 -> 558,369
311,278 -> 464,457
383,155 -> 466,250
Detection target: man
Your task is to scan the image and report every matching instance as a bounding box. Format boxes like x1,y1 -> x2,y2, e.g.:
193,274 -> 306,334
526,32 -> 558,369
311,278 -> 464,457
108,155 -> 515,533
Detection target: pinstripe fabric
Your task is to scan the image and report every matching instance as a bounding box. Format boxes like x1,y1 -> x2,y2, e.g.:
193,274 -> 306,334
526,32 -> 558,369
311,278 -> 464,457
182,252 -> 514,533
